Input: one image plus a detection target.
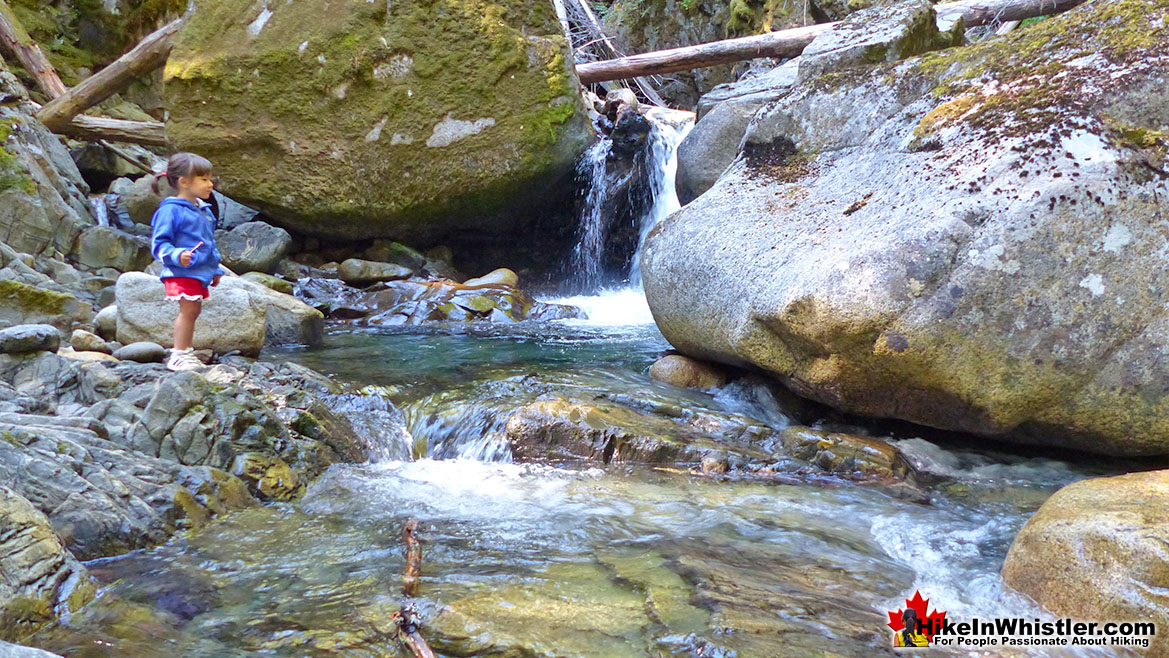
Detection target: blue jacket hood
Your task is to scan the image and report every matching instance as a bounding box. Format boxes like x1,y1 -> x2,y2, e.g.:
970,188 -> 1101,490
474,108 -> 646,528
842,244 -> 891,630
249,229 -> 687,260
150,196 -> 225,286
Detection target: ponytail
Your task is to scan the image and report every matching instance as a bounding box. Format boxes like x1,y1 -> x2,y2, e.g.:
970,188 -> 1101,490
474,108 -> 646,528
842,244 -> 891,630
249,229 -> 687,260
152,152 -> 214,196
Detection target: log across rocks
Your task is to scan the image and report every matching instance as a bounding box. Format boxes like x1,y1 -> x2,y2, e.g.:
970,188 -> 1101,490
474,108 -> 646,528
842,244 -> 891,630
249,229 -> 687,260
575,0 -> 1089,83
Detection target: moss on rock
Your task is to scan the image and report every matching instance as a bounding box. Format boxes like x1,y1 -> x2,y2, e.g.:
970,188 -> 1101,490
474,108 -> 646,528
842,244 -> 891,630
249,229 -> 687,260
164,0 -> 592,243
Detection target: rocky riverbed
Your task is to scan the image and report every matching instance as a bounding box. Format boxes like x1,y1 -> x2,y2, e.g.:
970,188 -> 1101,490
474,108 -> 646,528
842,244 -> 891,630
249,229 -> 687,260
1,0 -> 1168,655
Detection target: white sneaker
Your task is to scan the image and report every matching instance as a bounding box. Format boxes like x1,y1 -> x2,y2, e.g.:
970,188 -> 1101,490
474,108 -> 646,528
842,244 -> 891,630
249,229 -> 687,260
166,347 -> 203,371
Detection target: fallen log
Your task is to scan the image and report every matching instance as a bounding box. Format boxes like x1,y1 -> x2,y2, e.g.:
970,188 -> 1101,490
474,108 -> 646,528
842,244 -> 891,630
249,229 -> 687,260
55,115 -> 168,146
37,18 -> 182,131
0,0 -> 67,98
575,0 -> 1088,84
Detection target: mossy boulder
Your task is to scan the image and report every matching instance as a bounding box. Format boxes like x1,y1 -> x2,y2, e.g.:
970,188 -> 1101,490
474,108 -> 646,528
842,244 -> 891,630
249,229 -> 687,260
163,0 -> 592,243
643,0 -> 1169,455
1001,469 -> 1169,656
0,281 -> 92,333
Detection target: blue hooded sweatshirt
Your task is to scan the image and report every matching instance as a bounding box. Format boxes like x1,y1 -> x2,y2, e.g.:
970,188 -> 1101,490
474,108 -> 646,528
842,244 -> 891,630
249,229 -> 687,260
150,197 -> 226,286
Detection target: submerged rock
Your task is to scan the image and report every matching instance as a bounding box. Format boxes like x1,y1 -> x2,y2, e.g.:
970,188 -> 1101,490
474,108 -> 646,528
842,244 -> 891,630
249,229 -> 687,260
163,0 -> 592,243
339,279 -> 583,325
649,354 -> 729,389
1001,469 -> 1169,656
644,0 -> 1169,455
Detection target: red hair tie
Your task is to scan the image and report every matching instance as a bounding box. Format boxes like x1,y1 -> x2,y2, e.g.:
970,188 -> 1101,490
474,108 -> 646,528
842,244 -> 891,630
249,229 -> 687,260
155,171 -> 168,178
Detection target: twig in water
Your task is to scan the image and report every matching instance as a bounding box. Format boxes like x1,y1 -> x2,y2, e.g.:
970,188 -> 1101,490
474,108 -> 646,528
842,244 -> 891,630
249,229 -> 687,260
392,518 -> 436,658
402,518 -> 422,598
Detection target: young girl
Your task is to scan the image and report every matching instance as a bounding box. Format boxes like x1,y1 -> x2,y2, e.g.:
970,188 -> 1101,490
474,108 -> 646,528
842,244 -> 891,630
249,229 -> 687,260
149,152 -> 226,371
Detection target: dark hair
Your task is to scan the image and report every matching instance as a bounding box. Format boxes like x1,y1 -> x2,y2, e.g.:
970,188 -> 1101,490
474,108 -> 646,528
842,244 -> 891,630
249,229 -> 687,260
152,152 -> 213,195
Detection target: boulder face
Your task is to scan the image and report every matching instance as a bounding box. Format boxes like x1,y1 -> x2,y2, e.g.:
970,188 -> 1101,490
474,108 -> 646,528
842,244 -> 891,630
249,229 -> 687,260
163,0 -> 593,243
642,0 -> 1169,455
1001,470 -> 1169,656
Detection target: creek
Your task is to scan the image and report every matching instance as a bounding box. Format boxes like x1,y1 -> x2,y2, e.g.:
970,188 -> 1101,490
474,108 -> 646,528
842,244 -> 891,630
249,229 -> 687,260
30,116 -> 1139,658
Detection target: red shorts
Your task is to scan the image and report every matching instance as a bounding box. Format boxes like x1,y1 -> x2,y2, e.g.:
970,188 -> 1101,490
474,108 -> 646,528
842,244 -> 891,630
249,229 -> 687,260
163,276 -> 209,301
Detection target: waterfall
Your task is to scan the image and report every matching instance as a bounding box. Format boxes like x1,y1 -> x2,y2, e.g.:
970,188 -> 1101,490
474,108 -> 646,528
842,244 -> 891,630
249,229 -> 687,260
630,119 -> 691,286
89,194 -> 110,227
565,113 -> 693,294
569,138 -> 613,292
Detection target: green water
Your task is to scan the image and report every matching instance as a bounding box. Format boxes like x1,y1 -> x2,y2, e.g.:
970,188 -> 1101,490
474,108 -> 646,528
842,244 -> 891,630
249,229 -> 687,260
27,315 -> 1138,658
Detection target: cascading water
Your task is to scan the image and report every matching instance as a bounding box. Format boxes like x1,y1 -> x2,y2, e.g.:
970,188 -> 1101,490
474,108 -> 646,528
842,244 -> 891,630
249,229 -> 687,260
568,139 -> 613,292
89,194 -> 110,227
564,115 -> 693,296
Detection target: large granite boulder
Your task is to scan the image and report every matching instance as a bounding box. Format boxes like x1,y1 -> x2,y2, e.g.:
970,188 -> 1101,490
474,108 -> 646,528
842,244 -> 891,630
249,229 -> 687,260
0,486 -> 95,642
643,0 -> 1169,455
115,272 -> 267,356
1001,470 -> 1169,656
163,0 -> 592,243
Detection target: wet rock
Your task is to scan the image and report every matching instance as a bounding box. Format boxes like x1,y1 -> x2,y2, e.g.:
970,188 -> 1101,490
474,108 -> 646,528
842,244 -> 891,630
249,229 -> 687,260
216,221 -> 292,274
163,0 -> 592,243
649,354 -> 728,389
70,225 -> 153,272
337,258 -> 413,286
70,330 -> 111,354
610,109 -> 655,158
0,486 -> 95,643
93,305 -> 117,340
1001,469 -> 1169,656
352,279 -> 582,325
642,0 -> 1169,455
462,267 -> 518,288
112,341 -> 168,363
361,240 -> 426,272
796,0 -> 963,82
0,281 -> 92,334
504,398 -> 770,465
0,414 -> 257,560
115,272 -> 267,356
0,326 -> 60,355
778,426 -> 917,484
240,271 -> 293,295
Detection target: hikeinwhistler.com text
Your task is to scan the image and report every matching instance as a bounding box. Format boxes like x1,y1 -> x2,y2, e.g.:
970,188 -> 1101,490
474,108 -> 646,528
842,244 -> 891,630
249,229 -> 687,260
921,617 -> 1155,649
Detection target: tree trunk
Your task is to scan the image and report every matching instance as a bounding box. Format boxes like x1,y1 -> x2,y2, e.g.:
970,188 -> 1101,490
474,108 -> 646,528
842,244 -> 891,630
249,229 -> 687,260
575,0 -> 1088,84
0,0 -> 67,98
55,115 -> 168,146
37,18 -> 182,131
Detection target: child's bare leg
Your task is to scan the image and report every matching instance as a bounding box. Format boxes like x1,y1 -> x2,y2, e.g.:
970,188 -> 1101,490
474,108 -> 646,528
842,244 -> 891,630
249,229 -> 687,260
173,299 -> 202,350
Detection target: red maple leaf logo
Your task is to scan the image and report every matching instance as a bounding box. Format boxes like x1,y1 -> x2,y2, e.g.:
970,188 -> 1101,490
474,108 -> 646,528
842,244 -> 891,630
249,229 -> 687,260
887,590 -> 947,641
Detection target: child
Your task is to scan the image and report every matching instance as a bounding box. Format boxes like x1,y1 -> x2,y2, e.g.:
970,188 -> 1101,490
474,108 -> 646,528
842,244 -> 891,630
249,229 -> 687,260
149,152 -> 226,371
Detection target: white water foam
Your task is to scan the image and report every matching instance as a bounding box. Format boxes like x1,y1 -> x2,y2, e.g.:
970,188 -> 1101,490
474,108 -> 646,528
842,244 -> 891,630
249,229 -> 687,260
542,287 -> 656,327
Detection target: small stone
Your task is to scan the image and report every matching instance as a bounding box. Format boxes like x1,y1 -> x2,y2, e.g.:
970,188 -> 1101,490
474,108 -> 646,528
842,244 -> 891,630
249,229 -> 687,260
649,354 -> 728,389
94,305 -> 118,339
70,329 -> 111,354
112,341 -> 169,363
241,271 -> 294,295
57,346 -> 119,362
362,240 -> 426,272
701,457 -> 729,475
0,324 -> 61,354
337,258 -> 413,286
463,267 -> 518,288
